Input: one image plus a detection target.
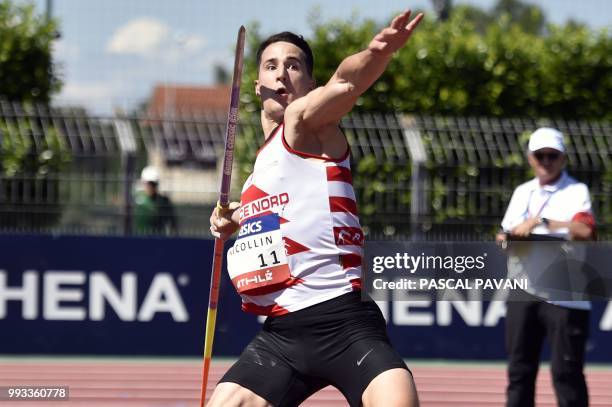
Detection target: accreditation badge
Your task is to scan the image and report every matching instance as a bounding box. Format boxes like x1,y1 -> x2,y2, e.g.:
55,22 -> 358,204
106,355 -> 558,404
227,213 -> 291,295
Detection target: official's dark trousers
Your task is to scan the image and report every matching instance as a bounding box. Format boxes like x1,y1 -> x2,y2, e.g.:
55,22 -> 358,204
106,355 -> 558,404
505,299 -> 589,407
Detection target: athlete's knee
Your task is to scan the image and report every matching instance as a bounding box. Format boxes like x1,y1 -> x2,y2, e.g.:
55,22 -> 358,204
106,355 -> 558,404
362,368 -> 419,407
207,382 -> 273,407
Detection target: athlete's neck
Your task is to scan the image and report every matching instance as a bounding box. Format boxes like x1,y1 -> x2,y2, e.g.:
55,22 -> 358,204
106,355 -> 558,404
261,110 -> 283,139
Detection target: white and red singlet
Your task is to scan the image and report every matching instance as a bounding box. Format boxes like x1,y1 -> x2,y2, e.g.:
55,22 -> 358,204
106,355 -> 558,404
227,124 -> 363,316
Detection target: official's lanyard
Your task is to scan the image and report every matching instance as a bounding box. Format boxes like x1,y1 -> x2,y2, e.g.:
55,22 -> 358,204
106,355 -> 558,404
528,189 -> 552,218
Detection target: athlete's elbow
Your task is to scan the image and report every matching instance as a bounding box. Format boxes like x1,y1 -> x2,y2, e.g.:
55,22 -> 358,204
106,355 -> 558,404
339,79 -> 363,98
333,81 -> 364,111
345,80 -> 359,96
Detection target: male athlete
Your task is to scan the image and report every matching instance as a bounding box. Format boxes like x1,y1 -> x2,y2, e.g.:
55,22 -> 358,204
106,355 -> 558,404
209,10 -> 423,407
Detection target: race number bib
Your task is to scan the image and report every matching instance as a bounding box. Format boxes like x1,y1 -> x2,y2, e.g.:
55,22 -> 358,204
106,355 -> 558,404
227,213 -> 291,295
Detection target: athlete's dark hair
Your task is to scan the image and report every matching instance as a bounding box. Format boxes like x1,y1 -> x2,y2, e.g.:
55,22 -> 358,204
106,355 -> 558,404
256,31 -> 314,76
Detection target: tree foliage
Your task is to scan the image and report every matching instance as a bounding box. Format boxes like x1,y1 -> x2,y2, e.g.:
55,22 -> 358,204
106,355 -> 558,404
0,1 -> 60,103
0,2 -> 68,230
239,2 -> 611,120
235,1 -> 612,237
0,118 -> 71,230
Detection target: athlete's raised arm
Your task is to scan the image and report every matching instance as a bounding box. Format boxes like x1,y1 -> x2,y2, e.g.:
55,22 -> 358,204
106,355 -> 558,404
288,10 -> 423,133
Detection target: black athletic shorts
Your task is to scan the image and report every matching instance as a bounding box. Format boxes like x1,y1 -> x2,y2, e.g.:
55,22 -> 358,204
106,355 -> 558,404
219,291 -> 409,407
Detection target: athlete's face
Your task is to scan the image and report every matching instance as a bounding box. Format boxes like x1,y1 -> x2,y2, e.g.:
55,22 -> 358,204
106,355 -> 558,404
255,41 -> 314,120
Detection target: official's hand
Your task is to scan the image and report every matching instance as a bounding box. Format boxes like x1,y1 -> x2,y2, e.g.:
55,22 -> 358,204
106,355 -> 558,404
368,10 -> 424,55
495,232 -> 509,250
510,217 -> 539,238
209,201 -> 240,240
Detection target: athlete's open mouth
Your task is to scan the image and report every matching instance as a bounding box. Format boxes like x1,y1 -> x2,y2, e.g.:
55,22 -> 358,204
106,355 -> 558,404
276,87 -> 287,95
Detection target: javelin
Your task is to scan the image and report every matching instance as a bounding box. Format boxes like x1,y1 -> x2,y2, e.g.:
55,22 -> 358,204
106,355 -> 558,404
199,25 -> 246,407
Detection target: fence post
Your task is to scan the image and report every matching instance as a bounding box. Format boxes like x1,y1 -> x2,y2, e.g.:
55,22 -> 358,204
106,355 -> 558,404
400,115 -> 428,241
114,117 -> 137,235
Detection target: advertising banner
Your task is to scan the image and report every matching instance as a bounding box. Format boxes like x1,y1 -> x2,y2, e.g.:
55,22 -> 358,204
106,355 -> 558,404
1,235 -> 611,361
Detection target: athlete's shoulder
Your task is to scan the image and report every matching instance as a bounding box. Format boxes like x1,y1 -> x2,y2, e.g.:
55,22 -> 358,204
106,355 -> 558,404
284,86 -> 325,123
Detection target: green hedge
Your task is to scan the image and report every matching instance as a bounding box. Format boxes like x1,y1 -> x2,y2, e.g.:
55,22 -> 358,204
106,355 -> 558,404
235,8 -> 611,238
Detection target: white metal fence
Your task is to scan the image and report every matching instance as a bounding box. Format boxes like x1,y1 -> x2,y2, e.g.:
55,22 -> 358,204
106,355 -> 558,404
1,101 -> 611,239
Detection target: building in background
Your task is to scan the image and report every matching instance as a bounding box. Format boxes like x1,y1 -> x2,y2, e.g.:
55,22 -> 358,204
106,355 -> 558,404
146,85 -> 230,119
141,84 -> 232,205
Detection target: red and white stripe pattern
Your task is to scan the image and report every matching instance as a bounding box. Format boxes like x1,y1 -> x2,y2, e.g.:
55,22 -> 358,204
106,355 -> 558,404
326,161 -> 363,290
234,124 -> 363,316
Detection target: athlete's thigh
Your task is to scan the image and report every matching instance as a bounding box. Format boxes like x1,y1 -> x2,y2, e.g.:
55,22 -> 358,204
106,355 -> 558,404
217,331 -> 299,406
303,296 -> 410,406
325,338 -> 409,407
362,367 -> 419,407
207,382 -> 272,407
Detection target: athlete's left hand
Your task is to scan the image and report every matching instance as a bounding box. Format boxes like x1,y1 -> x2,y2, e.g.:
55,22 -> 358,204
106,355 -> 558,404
209,201 -> 241,240
368,10 -> 424,56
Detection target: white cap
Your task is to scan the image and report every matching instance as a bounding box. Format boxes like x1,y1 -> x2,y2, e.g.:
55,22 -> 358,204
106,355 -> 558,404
528,127 -> 565,153
141,166 -> 160,183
